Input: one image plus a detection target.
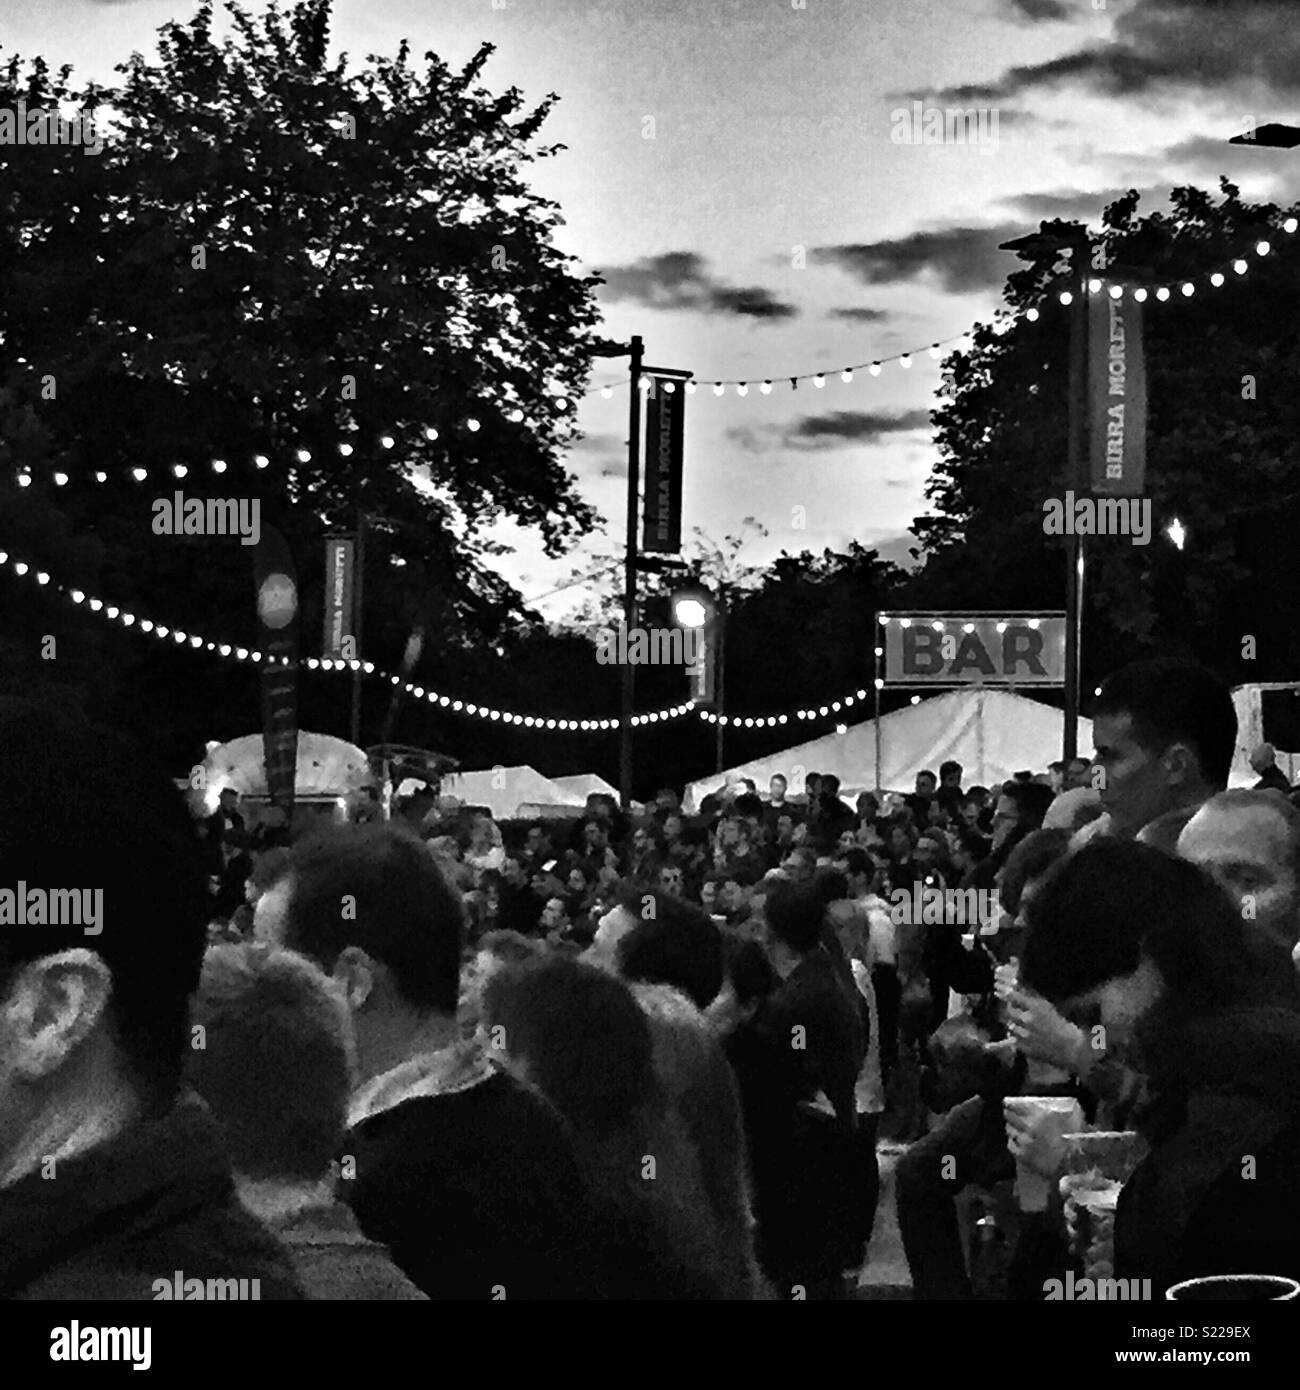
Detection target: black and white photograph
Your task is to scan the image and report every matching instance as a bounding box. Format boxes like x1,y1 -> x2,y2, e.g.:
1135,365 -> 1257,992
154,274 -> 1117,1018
1,0 -> 1299,1362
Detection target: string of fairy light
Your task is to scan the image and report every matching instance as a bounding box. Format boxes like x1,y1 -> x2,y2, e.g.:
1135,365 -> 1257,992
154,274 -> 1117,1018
5,217 -> 1299,731
10,217 -> 1296,489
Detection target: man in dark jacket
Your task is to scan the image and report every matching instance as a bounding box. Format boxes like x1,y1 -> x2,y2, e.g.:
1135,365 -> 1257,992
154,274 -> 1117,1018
0,703 -> 303,1300
254,822 -> 612,1299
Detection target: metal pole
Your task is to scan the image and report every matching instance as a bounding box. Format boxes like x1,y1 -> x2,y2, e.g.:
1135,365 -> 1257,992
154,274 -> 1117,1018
350,514 -> 366,748
874,632 -> 883,792
619,336 -> 644,810
1063,233 -> 1089,763
714,585 -> 726,774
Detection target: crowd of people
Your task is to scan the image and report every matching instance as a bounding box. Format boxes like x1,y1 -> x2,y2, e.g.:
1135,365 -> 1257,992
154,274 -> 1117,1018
3,655 -> 1300,1301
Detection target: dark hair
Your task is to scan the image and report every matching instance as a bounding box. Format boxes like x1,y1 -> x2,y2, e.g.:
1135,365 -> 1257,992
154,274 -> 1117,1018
770,773 -> 788,787
765,880 -> 827,954
1092,658 -> 1236,789
616,895 -> 724,1009
732,792 -> 764,820
277,823 -> 465,1013
812,866 -> 851,904
999,781 -> 1054,832
727,937 -> 777,1005
483,956 -> 655,1134
939,760 -> 962,781
917,769 -> 937,785
1020,840 -> 1247,1008
821,774 -> 842,796
0,703 -> 210,1104
188,943 -> 350,1182
997,827 -> 1071,916
840,847 -> 874,879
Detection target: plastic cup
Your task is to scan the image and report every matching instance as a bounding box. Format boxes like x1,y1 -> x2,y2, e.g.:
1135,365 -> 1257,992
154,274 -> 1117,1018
1166,1274 -> 1300,1301
1004,1095 -> 1082,1212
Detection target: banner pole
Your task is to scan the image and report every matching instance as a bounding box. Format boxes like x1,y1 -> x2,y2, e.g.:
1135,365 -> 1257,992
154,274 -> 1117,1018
874,626 -> 883,792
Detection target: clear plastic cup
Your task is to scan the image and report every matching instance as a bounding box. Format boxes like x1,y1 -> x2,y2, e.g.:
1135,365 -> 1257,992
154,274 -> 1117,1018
1166,1275 -> 1300,1301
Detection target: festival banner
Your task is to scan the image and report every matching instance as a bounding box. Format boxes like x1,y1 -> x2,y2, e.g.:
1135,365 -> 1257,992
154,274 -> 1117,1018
1089,290 -> 1147,496
322,536 -> 356,659
253,525 -> 300,815
641,373 -> 689,553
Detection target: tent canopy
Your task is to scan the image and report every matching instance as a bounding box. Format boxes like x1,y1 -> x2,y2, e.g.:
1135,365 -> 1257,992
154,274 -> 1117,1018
684,688 -> 1092,810
550,772 -> 619,802
441,765 -> 586,819
197,732 -> 370,808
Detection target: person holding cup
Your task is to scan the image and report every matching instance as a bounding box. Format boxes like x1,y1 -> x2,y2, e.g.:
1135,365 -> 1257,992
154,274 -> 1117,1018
1019,839 -> 1300,1295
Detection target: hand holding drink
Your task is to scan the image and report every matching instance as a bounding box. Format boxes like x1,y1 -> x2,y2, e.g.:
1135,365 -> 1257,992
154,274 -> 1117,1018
1003,1095 -> 1083,1212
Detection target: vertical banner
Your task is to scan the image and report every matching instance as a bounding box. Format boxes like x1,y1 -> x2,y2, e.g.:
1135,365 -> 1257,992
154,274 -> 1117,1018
253,525 -> 299,817
686,630 -> 715,703
1089,290 -> 1147,495
641,373 -> 688,553
323,536 -> 356,659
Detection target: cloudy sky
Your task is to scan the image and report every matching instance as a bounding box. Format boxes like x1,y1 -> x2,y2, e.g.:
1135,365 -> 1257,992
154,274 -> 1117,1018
9,0 -> 1300,615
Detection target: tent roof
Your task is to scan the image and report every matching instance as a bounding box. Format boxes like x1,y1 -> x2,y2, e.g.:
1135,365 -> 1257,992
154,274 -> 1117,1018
684,688 -> 1092,810
200,732 -> 370,800
550,772 -> 619,801
441,765 -> 586,818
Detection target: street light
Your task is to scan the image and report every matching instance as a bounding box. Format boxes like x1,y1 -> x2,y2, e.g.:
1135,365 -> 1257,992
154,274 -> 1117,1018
673,595 -> 710,629
1166,518 -> 1187,550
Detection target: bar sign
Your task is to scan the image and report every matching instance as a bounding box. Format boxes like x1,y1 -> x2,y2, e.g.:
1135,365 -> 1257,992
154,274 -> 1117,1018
641,374 -> 687,554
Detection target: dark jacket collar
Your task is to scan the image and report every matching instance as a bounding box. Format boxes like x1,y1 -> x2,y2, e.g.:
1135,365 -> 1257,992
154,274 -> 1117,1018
0,1092 -> 237,1295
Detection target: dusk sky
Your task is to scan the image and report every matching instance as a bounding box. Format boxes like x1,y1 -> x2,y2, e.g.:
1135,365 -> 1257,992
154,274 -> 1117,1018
10,0 -> 1300,617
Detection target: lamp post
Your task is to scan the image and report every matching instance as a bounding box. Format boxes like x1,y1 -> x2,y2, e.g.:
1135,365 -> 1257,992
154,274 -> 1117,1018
592,335 -> 645,809
999,222 -> 1090,763
672,582 -> 724,770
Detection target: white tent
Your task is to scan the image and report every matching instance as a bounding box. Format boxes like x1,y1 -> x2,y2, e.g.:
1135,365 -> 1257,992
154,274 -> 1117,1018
550,772 -> 619,802
1229,684 -> 1300,788
440,764 -> 586,819
684,689 -> 1092,810
195,731 -> 370,812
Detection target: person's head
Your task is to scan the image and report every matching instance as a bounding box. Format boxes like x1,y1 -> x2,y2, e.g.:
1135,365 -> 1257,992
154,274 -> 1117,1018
656,862 -> 685,898
939,760 -> 962,790
1065,757 -> 1092,790
1177,790 -> 1300,961
655,787 -> 680,814
914,832 -> 946,872
0,704 -> 212,1181
779,847 -> 818,883
615,894 -> 724,1009
837,846 -> 876,897
888,822 -> 915,860
821,774 -> 842,800
958,795 -> 983,828
996,827 -> 1072,925
501,856 -> 529,889
1047,760 -> 1066,794
469,812 -> 495,848
252,823 -> 466,1081
991,781 -> 1054,856
769,773 -> 788,802
855,791 -> 879,820
459,929 -> 542,1027
837,828 -> 859,855
805,773 -> 823,798
482,955 -> 655,1135
218,787 -> 240,812
1091,659 -> 1236,835
915,769 -> 937,797
582,819 -> 610,853
1249,742 -> 1278,776
949,825 -> 989,877
187,942 -> 353,1186
540,896 -> 570,931
662,813 -> 683,842
525,826 -> 550,858
1020,840 -> 1251,1049
764,880 -> 828,964
699,876 -> 723,913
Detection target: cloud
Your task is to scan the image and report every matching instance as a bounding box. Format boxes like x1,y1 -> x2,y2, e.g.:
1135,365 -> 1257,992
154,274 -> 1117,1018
813,224 -> 1025,294
1001,185 -> 1171,223
932,0 -> 1300,102
570,432 -> 622,455
999,0 -> 1072,18
787,409 -> 932,448
826,306 -> 892,323
595,251 -> 798,320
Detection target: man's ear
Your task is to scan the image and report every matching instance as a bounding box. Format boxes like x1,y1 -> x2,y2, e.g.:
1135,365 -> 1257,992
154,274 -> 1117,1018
1,950 -> 115,1079
332,947 -> 378,1012
1162,741 -> 1199,788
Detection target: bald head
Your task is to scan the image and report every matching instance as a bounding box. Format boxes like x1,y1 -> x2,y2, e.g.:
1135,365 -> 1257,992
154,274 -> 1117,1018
1176,791 -> 1300,963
